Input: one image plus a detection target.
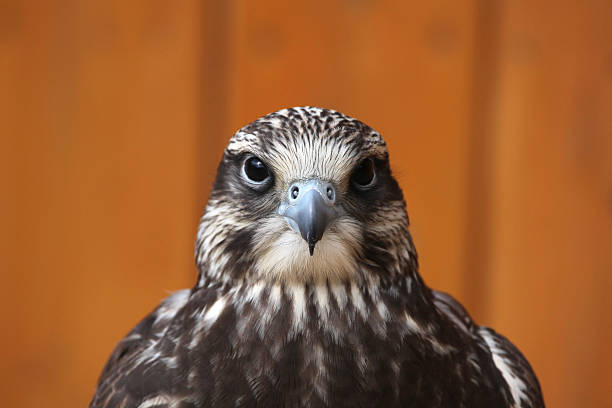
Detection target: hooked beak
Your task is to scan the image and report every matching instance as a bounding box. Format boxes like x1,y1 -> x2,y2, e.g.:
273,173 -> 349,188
278,179 -> 342,256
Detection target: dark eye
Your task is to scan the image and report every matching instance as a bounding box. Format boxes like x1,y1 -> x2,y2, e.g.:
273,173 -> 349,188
351,158 -> 376,188
243,156 -> 270,184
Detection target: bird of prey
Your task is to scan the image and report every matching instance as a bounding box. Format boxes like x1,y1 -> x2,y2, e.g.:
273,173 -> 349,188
90,107 -> 544,408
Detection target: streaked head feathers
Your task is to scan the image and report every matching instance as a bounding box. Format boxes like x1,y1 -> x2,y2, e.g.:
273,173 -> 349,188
195,107 -> 416,284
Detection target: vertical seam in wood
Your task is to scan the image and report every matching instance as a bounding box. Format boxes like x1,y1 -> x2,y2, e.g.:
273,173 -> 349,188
464,0 -> 504,322
194,0 -> 235,248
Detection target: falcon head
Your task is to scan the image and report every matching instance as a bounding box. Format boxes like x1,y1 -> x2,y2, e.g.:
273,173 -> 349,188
195,107 -> 416,285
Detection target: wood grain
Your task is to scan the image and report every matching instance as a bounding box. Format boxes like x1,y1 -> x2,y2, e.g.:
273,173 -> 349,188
1,2 -> 204,406
486,1 -> 612,407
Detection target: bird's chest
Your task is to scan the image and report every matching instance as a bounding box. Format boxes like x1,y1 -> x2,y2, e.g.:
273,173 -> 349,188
180,291 -> 495,407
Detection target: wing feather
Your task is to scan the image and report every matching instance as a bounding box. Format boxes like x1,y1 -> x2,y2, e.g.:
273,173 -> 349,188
90,290 -> 191,408
432,289 -> 544,408
479,327 -> 544,408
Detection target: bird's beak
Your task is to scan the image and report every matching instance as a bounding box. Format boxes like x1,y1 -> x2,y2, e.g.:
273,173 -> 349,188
278,179 -> 342,256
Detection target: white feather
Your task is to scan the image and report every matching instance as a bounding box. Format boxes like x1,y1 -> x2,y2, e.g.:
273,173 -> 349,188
480,328 -> 529,407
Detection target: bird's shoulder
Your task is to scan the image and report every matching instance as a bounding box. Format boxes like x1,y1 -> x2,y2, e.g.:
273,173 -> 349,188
431,289 -> 476,334
432,290 -> 544,407
90,289 -> 192,408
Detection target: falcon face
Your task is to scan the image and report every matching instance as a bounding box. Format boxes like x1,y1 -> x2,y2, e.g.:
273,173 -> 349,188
91,107 -> 544,408
195,107 -> 414,284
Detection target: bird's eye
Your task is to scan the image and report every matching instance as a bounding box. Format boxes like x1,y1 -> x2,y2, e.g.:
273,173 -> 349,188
351,158 -> 376,188
243,156 -> 270,184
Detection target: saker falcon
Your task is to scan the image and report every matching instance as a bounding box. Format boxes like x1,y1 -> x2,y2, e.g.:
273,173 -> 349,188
90,107 -> 544,407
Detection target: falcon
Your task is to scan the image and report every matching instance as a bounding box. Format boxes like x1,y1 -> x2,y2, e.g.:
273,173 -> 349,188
90,107 -> 544,407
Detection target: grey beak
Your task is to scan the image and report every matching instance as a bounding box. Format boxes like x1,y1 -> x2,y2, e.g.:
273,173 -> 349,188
279,180 -> 341,256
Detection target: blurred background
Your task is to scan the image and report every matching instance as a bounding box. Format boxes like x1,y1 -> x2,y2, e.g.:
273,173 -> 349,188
1,0 -> 611,407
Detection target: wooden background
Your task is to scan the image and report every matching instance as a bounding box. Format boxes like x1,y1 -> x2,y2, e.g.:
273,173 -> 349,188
2,1 -> 611,406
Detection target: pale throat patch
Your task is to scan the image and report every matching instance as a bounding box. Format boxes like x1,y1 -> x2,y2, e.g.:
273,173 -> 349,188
252,216 -> 363,282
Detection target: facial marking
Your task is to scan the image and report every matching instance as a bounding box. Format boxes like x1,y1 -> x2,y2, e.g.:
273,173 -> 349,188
195,106 -> 411,285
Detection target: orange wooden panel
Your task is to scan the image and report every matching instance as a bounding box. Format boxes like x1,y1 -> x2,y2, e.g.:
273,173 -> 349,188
486,1 -> 612,407
226,0 -> 483,315
0,2 -> 205,406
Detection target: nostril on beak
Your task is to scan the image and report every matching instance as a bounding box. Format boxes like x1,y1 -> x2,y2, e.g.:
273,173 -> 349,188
326,186 -> 334,201
290,185 -> 300,200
